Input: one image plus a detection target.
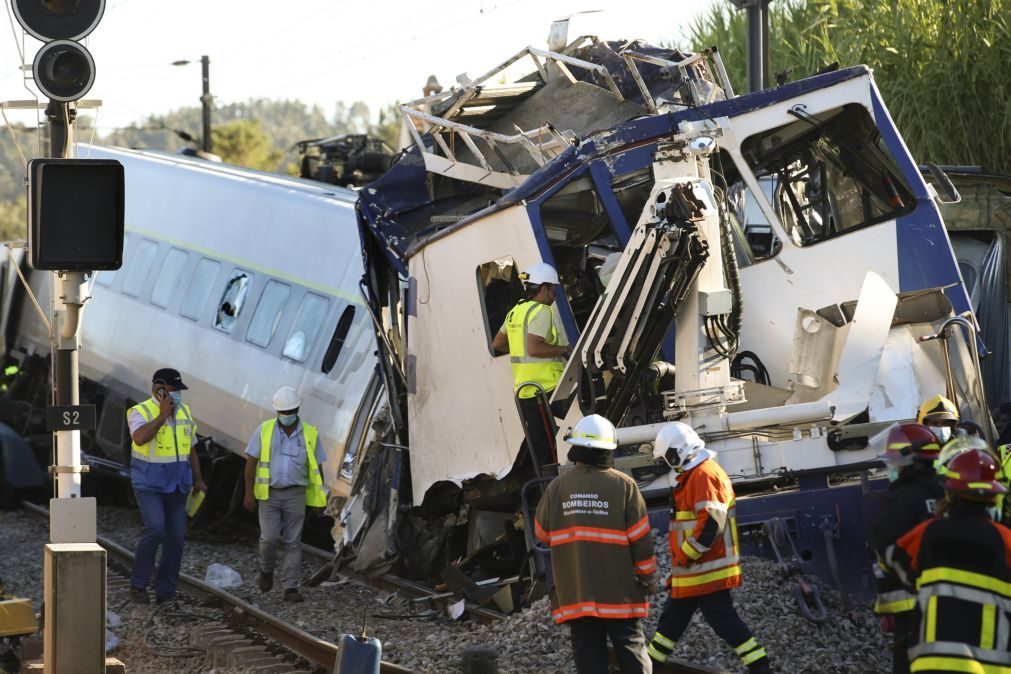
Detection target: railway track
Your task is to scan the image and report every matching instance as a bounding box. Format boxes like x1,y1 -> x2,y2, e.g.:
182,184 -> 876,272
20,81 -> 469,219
20,501 -> 722,673
20,501 -> 412,674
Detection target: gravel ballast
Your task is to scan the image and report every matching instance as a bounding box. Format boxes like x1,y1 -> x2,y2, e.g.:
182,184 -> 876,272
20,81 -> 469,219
3,507 -> 894,673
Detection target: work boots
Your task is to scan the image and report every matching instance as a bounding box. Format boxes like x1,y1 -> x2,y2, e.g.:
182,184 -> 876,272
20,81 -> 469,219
129,586 -> 149,604
258,571 -> 273,592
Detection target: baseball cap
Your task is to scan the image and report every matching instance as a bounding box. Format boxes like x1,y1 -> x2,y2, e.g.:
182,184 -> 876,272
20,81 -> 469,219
152,368 -> 188,390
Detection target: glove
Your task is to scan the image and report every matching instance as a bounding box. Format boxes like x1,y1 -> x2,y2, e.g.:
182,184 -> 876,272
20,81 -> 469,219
879,615 -> 895,633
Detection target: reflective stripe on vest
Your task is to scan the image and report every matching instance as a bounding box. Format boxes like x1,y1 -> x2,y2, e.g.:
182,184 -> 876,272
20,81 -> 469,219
905,566 -> 1011,668
252,420 -> 326,507
874,588 -> 917,615
505,300 -> 564,399
129,399 -> 194,464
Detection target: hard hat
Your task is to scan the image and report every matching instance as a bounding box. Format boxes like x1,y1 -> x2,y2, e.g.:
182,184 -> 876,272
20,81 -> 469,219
272,386 -> 302,412
936,436 -> 993,470
653,422 -> 705,470
942,448 -> 1007,497
566,414 -> 618,450
519,262 -> 559,287
917,395 -> 959,425
874,423 -> 941,466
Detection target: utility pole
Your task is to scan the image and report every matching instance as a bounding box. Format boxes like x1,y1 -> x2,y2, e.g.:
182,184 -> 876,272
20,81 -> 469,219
730,0 -> 770,92
201,55 -> 212,153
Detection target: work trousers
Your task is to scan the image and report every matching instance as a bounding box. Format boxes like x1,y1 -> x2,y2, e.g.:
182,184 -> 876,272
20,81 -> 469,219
568,617 -> 652,674
650,590 -> 769,672
518,395 -> 564,472
257,485 -> 306,591
892,610 -> 916,674
131,489 -> 188,601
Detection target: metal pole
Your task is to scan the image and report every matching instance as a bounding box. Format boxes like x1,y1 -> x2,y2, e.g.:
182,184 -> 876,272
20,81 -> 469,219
746,1 -> 765,93
45,100 -> 85,499
201,55 -> 212,153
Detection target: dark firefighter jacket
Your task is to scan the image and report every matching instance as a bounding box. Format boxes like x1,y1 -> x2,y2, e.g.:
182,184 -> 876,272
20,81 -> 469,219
887,508 -> 1011,673
869,467 -> 944,615
667,457 -> 742,598
535,463 -> 657,623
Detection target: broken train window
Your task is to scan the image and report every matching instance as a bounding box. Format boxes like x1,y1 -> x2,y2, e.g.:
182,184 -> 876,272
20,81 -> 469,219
712,149 -> 782,265
740,103 -> 914,247
538,170 -> 652,329
214,269 -> 251,333
477,257 -> 522,356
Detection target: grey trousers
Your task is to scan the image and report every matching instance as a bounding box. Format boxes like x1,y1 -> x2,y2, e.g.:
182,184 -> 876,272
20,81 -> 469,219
257,486 -> 306,590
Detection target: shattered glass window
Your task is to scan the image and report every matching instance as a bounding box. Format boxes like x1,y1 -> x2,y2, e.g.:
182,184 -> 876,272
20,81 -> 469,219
477,257 -> 521,355
741,104 -> 914,247
713,150 -> 781,265
214,269 -> 250,332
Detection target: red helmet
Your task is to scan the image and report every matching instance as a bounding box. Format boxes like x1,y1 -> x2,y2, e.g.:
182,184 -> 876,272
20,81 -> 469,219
875,423 -> 941,466
943,449 -> 1007,497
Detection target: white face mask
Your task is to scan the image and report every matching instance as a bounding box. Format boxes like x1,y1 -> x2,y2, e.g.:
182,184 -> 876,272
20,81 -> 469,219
278,413 -> 298,427
886,466 -> 902,482
934,426 -> 953,444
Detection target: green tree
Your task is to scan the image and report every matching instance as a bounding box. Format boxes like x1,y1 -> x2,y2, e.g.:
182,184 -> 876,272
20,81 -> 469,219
0,195 -> 26,244
687,0 -> 1011,173
210,119 -> 283,171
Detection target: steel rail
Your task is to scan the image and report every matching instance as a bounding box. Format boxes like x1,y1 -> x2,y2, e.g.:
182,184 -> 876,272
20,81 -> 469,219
22,502 -> 722,674
20,501 -> 413,674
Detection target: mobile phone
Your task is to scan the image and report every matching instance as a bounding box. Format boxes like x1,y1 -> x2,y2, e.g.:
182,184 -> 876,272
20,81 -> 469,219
157,387 -> 168,401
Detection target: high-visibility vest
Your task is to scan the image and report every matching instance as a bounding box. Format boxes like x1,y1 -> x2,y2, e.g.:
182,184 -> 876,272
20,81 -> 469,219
890,515 -> 1011,673
129,398 -> 195,464
504,300 -> 564,399
668,459 -> 742,598
252,419 -> 326,507
998,444 -> 1011,521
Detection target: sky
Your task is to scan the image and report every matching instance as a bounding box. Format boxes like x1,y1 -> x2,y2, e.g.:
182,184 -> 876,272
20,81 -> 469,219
0,0 -> 719,135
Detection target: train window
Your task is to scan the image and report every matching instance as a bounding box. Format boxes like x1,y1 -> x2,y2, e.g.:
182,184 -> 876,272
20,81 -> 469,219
321,305 -> 356,374
214,270 -> 251,333
95,233 -> 129,287
180,257 -> 220,320
476,257 -> 521,356
246,280 -> 291,347
121,239 -> 158,297
150,248 -> 189,308
283,292 -> 329,362
740,103 -> 914,247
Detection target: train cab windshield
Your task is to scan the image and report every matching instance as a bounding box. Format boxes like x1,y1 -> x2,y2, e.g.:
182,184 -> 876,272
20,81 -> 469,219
740,103 -> 914,248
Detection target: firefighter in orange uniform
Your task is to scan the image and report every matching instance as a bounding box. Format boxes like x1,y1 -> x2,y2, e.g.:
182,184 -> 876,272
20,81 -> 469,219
886,447 -> 1011,673
646,422 -> 770,672
535,414 -> 657,674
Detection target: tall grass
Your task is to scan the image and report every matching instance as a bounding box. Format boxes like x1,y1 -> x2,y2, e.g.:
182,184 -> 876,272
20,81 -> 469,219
686,0 -> 1011,173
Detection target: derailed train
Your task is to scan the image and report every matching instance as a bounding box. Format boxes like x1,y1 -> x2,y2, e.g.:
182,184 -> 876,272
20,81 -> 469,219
0,33 -> 1004,609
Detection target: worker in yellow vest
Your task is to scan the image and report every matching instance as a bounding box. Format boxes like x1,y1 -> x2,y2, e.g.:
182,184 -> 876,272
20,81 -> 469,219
491,262 -> 568,471
243,386 -> 327,602
127,368 -> 207,605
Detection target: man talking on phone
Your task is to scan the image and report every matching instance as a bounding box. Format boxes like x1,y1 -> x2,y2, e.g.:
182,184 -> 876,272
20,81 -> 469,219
126,367 -> 207,605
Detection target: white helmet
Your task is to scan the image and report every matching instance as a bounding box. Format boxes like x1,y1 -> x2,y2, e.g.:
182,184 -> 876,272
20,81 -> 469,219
653,422 -> 705,470
272,386 -> 302,412
567,414 -> 618,450
520,262 -> 559,287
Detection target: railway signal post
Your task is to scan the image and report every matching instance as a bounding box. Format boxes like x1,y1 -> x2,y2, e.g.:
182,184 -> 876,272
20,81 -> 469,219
11,1 -> 124,672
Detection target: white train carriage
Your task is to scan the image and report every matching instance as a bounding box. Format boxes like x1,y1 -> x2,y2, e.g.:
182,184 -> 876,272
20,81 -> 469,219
2,145 -> 380,499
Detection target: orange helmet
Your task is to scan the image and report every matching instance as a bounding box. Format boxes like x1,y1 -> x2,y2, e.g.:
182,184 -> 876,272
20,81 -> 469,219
876,423 -> 941,466
942,449 -> 1007,498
